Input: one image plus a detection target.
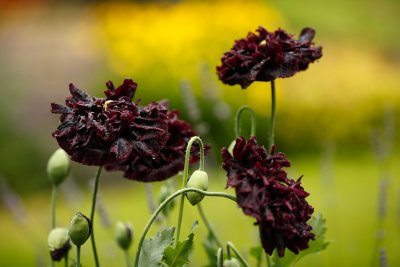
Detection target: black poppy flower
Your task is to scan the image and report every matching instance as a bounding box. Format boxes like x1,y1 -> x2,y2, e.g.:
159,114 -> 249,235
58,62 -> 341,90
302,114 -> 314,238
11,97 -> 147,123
221,136 -> 314,257
51,79 -> 169,166
106,108 -> 210,182
217,27 -> 322,89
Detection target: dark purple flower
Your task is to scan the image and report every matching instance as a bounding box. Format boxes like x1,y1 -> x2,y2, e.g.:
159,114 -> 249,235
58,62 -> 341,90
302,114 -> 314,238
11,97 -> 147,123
221,137 -> 314,257
106,108 -> 210,182
217,27 -> 322,89
51,79 -> 169,166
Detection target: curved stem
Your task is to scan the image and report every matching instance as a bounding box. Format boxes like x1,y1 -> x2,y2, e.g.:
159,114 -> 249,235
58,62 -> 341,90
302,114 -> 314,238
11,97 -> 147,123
217,247 -> 223,267
134,188 -> 236,267
227,241 -> 250,267
269,80 -> 276,151
76,246 -> 81,267
234,105 -> 257,138
90,166 -> 103,267
51,185 -> 57,229
197,203 -> 223,248
124,250 -> 131,267
175,136 -> 205,247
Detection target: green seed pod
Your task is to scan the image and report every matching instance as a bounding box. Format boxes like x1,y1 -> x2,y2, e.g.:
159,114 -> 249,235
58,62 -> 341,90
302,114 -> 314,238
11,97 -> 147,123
186,170 -> 208,206
228,140 -> 236,156
48,228 -> 71,261
223,258 -> 241,267
47,148 -> 70,186
68,212 -> 91,246
115,221 -> 133,250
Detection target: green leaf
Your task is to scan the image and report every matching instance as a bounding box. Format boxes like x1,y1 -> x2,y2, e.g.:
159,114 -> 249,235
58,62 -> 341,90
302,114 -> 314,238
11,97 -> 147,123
139,227 -> 175,267
272,213 -> 329,267
249,246 -> 263,267
202,232 -> 219,267
163,221 -> 198,267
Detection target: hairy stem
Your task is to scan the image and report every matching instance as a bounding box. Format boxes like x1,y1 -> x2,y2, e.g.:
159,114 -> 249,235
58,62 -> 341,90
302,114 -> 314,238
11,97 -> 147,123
90,166 -> 103,267
198,203 -> 223,248
134,188 -> 236,267
175,137 -> 205,247
269,80 -> 276,151
227,241 -> 250,267
234,105 -> 256,138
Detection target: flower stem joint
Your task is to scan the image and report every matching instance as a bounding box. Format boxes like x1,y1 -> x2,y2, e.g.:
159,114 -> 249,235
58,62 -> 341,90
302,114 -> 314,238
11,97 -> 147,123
68,212 -> 91,247
185,170 -> 209,206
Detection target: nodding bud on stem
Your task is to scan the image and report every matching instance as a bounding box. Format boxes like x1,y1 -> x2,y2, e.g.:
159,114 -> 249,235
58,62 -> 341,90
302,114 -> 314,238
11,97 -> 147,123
47,148 -> 70,186
68,212 -> 91,246
115,221 -> 133,250
186,170 -> 208,206
223,258 -> 241,267
48,228 -> 71,261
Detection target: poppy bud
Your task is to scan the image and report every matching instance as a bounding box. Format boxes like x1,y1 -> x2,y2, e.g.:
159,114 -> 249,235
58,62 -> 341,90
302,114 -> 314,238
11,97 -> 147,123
115,221 -> 133,250
186,170 -> 208,206
223,258 -> 241,267
47,148 -> 70,186
48,228 -> 71,261
68,212 -> 91,246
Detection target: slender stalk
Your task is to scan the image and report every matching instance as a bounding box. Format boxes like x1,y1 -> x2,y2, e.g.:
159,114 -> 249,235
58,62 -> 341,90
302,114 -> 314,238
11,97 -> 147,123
124,250 -> 131,267
227,242 -> 250,267
64,252 -> 69,267
76,246 -> 81,267
51,185 -> 57,229
175,137 -> 205,247
266,254 -> 271,267
234,105 -> 257,138
134,188 -> 236,267
197,203 -> 223,248
269,80 -> 276,151
90,166 -> 103,267
217,247 -> 223,267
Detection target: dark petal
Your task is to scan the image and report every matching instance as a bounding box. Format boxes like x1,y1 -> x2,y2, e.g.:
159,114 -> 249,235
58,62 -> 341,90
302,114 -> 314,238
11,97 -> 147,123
68,83 -> 91,102
104,79 -> 137,101
50,240 -> 71,261
110,138 -> 134,161
51,103 -> 70,114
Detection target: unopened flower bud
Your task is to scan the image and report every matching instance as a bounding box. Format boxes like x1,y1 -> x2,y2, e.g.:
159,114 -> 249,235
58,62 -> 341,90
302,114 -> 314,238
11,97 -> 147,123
47,148 -> 70,186
115,221 -> 133,250
223,258 -> 241,267
48,228 -> 71,261
68,212 -> 91,246
186,170 -> 208,206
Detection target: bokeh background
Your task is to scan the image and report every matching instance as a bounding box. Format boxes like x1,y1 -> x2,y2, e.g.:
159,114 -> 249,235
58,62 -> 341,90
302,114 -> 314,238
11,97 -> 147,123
1,0 -> 400,266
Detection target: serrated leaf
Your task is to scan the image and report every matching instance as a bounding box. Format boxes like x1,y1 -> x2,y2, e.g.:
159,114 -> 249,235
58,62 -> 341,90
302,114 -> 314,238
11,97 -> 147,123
139,227 -> 175,267
163,221 -> 198,267
271,213 -> 329,267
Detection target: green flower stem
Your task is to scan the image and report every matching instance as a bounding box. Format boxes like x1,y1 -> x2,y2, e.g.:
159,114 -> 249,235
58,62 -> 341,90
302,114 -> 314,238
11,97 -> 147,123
269,80 -> 276,151
134,188 -> 236,267
234,105 -> 256,138
217,247 -> 223,267
227,241 -> 250,267
76,245 -> 81,267
124,250 -> 131,267
90,166 -> 103,267
175,136 -> 205,247
64,252 -> 69,267
197,203 -> 223,248
51,184 -> 57,229
266,254 -> 271,267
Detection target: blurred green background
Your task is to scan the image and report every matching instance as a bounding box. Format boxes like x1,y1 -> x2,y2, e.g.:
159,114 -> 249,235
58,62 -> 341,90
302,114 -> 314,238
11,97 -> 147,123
0,0 -> 399,266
